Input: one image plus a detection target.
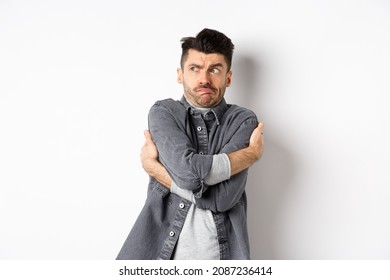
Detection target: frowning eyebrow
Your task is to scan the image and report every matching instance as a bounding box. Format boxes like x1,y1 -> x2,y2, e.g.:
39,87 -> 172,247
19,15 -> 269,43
187,63 -> 225,69
209,63 -> 225,69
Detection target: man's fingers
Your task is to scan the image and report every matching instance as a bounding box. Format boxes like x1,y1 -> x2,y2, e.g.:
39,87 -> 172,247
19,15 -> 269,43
144,130 -> 152,142
256,122 -> 264,136
258,122 -> 264,132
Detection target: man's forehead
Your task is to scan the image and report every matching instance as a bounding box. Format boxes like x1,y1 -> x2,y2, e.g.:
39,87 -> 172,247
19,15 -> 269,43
185,49 -> 227,67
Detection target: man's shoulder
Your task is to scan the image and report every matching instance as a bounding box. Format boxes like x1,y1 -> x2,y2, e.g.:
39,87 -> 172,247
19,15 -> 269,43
225,104 -> 258,122
152,98 -> 184,110
149,98 -> 187,117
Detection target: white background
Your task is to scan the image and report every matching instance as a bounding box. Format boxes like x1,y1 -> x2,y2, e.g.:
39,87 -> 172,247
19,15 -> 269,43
1,0 -> 389,259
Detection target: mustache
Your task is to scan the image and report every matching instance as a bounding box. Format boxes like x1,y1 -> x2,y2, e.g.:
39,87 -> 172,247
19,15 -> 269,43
194,85 -> 216,91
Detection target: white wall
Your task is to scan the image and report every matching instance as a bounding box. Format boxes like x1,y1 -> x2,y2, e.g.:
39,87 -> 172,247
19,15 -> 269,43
1,0 -> 389,259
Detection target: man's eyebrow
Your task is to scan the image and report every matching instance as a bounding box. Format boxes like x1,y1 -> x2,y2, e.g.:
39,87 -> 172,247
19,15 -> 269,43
188,63 -> 202,68
209,63 -> 224,68
187,63 -> 225,68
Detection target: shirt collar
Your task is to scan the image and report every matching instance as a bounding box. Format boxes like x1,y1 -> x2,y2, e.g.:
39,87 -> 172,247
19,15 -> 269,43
180,95 -> 228,125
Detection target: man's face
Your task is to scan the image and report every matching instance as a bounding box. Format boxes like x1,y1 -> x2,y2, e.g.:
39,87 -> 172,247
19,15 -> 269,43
177,49 -> 232,108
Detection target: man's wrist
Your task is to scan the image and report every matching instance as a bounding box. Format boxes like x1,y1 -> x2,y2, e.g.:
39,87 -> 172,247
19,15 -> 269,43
146,160 -> 172,190
246,146 -> 261,162
228,146 -> 260,176
142,159 -> 158,176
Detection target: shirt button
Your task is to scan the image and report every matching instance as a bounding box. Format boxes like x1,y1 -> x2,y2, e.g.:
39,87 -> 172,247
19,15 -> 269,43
169,231 -> 175,237
179,203 -> 185,209
197,126 -> 202,131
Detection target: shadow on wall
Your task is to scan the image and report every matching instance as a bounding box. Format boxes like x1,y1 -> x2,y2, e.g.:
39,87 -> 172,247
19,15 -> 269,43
231,54 -> 296,259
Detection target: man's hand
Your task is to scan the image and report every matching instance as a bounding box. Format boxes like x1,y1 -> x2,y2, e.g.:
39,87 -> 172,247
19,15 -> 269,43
140,130 -> 159,174
227,122 -> 264,176
140,130 -> 172,189
248,122 -> 264,160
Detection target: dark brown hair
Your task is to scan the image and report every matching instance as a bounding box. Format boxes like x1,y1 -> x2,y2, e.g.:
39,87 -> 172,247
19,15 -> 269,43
180,28 -> 235,71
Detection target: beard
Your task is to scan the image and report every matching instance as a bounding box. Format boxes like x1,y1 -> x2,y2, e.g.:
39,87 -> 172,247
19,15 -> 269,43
183,84 -> 225,108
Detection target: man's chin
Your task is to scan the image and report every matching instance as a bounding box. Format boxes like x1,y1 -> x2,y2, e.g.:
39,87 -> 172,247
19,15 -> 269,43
197,95 -> 213,106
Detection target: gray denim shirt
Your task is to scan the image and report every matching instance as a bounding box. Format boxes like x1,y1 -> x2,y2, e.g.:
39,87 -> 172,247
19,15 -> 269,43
116,96 -> 258,260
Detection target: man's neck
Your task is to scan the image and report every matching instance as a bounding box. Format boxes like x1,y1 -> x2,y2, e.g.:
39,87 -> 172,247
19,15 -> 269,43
184,96 -> 212,116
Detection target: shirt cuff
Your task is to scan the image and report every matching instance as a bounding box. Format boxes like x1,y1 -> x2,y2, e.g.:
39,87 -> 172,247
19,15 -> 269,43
171,181 -> 196,203
203,153 -> 231,185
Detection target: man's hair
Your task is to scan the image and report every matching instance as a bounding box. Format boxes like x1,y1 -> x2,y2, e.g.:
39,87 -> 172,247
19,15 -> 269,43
180,28 -> 235,71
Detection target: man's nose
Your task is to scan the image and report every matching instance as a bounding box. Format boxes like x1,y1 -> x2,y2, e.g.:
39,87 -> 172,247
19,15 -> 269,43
198,70 -> 210,85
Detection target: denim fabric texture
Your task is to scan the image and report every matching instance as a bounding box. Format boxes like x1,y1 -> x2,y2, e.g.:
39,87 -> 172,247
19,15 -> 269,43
116,96 -> 258,260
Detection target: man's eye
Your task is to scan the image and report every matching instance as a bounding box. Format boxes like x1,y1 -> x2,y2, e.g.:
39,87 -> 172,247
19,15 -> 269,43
190,66 -> 199,72
210,68 -> 220,74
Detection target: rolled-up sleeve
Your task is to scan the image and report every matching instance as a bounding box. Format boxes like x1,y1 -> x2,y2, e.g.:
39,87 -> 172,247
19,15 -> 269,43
194,117 -> 258,213
203,153 -> 231,185
148,101 -> 213,192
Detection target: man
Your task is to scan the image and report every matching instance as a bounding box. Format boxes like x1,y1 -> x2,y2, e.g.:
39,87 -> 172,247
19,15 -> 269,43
117,28 -> 264,260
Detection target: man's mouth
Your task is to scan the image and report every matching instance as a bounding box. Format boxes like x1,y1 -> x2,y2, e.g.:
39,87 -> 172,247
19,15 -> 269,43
196,86 -> 215,94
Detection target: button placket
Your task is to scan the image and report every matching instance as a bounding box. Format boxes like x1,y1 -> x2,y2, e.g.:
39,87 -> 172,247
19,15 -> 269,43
193,113 -> 209,155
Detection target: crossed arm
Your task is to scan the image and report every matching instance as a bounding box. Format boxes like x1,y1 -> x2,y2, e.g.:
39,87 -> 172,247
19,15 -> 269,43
140,102 -> 264,212
141,123 -> 264,191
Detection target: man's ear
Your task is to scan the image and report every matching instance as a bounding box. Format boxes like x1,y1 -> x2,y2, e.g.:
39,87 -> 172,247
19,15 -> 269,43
177,68 -> 183,84
226,70 -> 232,87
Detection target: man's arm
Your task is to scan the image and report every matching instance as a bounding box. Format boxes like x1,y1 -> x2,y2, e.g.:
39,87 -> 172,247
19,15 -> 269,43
227,122 -> 264,175
148,101 -> 214,191
191,116 -> 263,212
147,101 -> 263,212
194,120 -> 263,212
141,123 -> 264,209
142,123 -> 264,184
140,130 -> 172,189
